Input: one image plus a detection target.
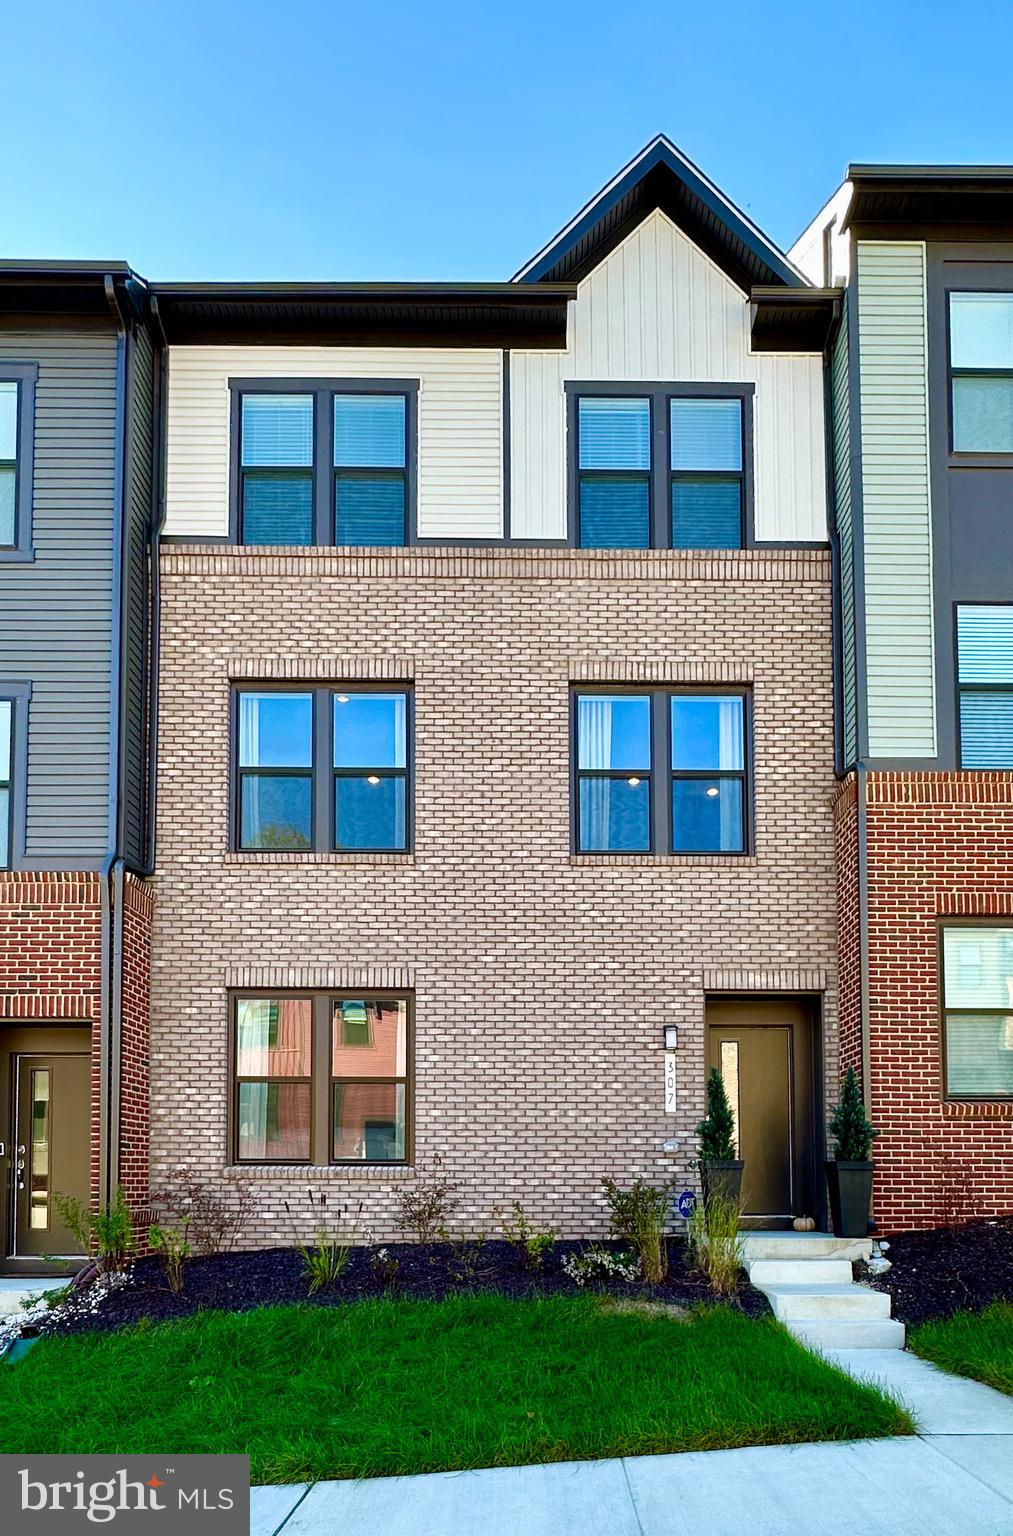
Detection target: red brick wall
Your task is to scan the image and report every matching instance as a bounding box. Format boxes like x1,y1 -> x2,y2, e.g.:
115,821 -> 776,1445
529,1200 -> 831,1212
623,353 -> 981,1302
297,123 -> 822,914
836,772 -> 1013,1232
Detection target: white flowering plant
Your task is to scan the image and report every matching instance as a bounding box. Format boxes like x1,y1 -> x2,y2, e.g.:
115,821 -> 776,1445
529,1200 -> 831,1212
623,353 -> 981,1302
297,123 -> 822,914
561,1246 -> 641,1288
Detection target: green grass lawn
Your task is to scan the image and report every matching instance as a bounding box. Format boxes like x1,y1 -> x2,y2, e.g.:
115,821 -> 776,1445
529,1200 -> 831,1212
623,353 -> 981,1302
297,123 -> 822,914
0,1296 -> 913,1484
910,1301 -> 1013,1396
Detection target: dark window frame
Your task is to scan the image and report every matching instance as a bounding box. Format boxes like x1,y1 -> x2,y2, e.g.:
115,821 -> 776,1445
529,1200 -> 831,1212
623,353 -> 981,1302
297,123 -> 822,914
954,600 -> 1013,768
570,684 -> 752,856
0,682 -> 31,869
0,363 -> 38,563
231,681 -> 414,854
565,381 -> 755,550
946,287 -> 1013,460
228,378 -> 419,547
938,918 -> 1013,1102
228,989 -> 414,1166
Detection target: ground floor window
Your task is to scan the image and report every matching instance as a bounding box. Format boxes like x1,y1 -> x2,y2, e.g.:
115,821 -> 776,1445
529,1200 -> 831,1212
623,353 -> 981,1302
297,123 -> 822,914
941,926 -> 1013,1099
233,992 -> 410,1164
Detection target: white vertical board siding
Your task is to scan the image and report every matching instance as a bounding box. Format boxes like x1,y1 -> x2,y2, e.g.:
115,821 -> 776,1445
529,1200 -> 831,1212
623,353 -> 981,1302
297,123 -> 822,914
510,210 -> 827,542
857,241 -> 936,758
165,346 -> 504,540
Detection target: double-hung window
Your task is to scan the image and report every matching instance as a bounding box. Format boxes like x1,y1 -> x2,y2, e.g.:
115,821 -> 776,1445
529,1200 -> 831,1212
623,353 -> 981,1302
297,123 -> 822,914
574,688 -> 748,854
956,606 -> 1013,767
0,698 -> 11,867
941,927 -> 1013,1098
235,685 -> 411,852
950,292 -> 1013,452
572,386 -> 749,550
234,382 -> 414,546
0,364 -> 36,558
233,992 -> 411,1163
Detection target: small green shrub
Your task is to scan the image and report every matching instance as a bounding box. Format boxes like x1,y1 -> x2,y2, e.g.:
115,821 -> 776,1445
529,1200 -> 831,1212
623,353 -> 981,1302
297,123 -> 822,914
496,1201 -> 556,1270
829,1067 -> 878,1161
148,1224 -> 192,1293
697,1068 -> 737,1163
287,1191 -> 360,1295
687,1191 -> 744,1297
53,1186 -> 134,1275
396,1158 -> 460,1243
601,1177 -> 673,1285
367,1245 -> 400,1287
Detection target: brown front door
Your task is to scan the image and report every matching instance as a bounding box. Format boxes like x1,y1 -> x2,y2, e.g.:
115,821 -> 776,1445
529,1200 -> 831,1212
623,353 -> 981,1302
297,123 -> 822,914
707,998 -> 817,1226
13,1052 -> 90,1257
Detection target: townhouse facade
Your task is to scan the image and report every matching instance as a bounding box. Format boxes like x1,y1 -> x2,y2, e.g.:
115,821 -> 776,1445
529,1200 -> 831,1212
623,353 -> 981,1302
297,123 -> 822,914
0,139 -> 1009,1264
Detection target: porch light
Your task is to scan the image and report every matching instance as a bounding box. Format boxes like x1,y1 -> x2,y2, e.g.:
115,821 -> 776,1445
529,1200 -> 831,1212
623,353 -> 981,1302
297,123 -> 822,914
663,1025 -> 678,1050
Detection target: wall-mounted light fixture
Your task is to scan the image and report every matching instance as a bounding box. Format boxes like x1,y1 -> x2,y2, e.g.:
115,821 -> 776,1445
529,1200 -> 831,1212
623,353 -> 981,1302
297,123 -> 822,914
663,1025 -> 678,1050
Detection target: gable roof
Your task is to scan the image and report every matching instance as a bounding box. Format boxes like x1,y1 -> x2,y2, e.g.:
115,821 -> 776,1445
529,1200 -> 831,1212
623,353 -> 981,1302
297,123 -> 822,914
514,135 -> 806,292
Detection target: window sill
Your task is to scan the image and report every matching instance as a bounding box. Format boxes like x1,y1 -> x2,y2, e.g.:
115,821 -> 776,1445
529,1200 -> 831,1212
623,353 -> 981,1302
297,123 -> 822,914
224,851 -> 415,867
941,1099 -> 1013,1119
227,1163 -> 417,1179
0,547 -> 36,564
948,452 -> 1013,469
569,852 -> 758,867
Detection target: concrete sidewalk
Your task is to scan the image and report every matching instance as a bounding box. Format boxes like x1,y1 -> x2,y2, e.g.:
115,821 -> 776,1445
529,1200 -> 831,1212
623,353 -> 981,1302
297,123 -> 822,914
251,1350 -> 1013,1536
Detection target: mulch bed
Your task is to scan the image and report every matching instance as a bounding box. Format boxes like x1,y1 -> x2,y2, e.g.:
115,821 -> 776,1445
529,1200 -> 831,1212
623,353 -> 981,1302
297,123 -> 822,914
858,1217 -> 1013,1327
41,1239 -> 769,1336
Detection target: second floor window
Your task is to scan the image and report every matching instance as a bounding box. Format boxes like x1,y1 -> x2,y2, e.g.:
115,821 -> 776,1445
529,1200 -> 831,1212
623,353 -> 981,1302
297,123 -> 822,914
950,292 -> 1013,453
236,383 -> 414,546
573,688 -> 748,854
0,364 -> 36,558
956,605 -> 1013,767
0,382 -> 18,546
573,388 -> 748,550
235,685 -> 411,852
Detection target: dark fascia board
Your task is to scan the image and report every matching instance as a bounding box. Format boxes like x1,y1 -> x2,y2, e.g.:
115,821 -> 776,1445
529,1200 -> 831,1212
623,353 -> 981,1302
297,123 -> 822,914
150,281 -> 576,347
0,262 -> 145,321
749,286 -> 843,352
514,135 -> 806,294
842,166 -> 1013,233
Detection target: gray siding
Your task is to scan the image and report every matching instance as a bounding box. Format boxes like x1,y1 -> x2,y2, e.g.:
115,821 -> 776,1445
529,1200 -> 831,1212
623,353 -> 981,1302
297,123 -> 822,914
831,302 -> 858,768
0,322 -> 118,863
122,324 -> 155,868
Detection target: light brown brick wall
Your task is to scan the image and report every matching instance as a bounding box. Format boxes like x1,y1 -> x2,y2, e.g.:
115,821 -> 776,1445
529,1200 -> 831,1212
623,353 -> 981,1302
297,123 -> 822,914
152,545 -> 838,1243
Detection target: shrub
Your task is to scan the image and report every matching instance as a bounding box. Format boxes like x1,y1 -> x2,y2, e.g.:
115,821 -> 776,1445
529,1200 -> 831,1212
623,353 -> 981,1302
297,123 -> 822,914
287,1191 -> 360,1295
697,1069 -> 737,1163
368,1245 -> 400,1287
396,1158 -> 460,1243
601,1178 -> 673,1285
151,1167 -> 256,1255
687,1192 -> 744,1297
829,1068 -> 877,1162
53,1186 -> 134,1275
561,1246 -> 640,1287
496,1201 -> 556,1270
148,1224 -> 192,1293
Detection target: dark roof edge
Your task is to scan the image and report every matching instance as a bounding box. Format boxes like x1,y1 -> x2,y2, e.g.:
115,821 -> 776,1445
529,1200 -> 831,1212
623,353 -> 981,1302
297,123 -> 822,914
847,164 -> 1013,180
151,281 -> 576,299
0,259 -> 134,278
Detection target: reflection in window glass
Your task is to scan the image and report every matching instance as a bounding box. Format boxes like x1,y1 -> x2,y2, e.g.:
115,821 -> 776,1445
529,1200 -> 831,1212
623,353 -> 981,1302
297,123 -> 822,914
950,294 -> 1013,453
942,927 -> 1013,1098
0,381 -> 18,546
333,691 -> 408,850
238,692 -> 313,849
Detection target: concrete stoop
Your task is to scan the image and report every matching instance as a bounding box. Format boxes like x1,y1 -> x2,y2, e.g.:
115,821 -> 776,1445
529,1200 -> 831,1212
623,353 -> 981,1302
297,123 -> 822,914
742,1232 -> 905,1350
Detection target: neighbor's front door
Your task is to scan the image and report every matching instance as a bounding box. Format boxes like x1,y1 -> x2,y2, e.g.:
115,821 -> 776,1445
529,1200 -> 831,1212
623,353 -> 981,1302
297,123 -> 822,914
13,1053 -> 90,1257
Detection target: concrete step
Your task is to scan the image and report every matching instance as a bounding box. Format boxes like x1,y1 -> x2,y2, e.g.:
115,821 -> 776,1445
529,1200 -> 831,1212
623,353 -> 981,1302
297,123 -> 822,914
747,1258 -> 853,1286
740,1232 -> 873,1263
787,1317 -> 907,1351
765,1284 -> 892,1322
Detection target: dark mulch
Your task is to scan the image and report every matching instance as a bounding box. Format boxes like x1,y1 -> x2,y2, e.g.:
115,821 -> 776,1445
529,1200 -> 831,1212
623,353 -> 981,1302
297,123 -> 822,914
40,1238 -> 769,1336
858,1217 -> 1013,1327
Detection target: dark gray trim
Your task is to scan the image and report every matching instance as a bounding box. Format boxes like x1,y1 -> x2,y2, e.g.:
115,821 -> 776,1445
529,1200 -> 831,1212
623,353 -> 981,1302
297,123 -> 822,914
0,362 -> 38,562
749,287 -> 842,352
502,349 -> 511,541
564,380 -> 756,550
823,309 -> 845,778
228,377 -> 419,547
855,765 -> 872,1117
0,681 -> 31,868
937,916 -> 1013,1102
569,683 -> 752,857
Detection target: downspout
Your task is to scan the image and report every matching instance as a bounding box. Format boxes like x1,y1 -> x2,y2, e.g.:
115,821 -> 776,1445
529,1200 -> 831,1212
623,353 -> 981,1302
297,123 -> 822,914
140,295 -> 169,879
856,763 -> 873,1118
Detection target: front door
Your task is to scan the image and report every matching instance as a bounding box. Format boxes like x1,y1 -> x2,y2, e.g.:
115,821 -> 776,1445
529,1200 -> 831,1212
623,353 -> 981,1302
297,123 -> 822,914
12,1052 -> 90,1257
706,998 -> 818,1227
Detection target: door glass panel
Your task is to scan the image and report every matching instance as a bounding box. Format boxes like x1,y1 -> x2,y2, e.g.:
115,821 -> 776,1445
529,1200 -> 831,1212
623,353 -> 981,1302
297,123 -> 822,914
29,1068 -> 51,1230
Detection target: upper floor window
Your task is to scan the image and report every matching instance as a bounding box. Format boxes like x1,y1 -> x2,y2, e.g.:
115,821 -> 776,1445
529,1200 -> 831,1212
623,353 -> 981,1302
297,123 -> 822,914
0,699 -> 11,867
0,364 -> 37,559
235,684 -> 411,852
950,293 -> 1013,453
573,688 -> 748,854
941,926 -> 1013,1098
233,381 -> 415,547
571,386 -> 749,550
956,605 -> 1013,767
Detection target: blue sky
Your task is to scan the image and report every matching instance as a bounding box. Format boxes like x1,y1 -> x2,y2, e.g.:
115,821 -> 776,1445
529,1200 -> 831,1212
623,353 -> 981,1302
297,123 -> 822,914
5,0 -> 1013,280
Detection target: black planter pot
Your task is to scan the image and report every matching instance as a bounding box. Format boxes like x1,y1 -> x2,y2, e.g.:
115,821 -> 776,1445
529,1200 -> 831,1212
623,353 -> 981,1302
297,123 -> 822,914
826,1160 -> 874,1238
701,1159 -> 744,1207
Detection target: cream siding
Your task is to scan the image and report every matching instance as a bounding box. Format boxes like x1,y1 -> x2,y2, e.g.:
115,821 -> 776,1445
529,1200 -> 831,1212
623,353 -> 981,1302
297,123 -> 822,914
165,346 -> 504,540
857,241 -> 936,758
510,210 -> 827,543
830,301 -> 858,765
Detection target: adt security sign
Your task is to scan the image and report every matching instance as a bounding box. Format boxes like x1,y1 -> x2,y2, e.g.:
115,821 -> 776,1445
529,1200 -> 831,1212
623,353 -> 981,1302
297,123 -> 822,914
677,1189 -> 697,1220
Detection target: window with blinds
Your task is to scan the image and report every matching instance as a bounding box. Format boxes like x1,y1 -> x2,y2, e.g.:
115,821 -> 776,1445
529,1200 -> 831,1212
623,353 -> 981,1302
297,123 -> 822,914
957,606 -> 1013,767
942,926 -> 1013,1098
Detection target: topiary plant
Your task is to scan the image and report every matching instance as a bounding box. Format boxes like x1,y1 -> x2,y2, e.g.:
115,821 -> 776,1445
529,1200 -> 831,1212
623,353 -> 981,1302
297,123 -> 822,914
828,1067 -> 878,1161
697,1067 -> 737,1162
